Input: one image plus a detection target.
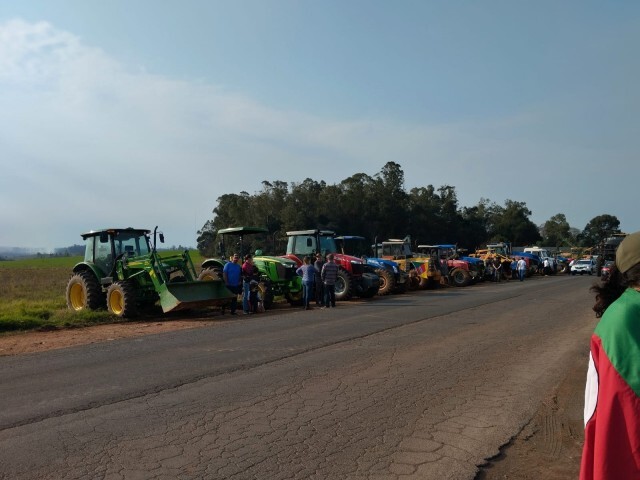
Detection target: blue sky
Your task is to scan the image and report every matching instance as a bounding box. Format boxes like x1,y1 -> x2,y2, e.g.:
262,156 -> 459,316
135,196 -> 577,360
1,1 -> 638,250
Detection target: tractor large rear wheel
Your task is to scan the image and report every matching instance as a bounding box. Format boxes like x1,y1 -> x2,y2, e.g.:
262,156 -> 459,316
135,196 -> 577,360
450,268 -> 472,287
375,268 -> 395,296
198,267 -> 223,282
107,282 -> 138,318
334,269 -> 353,301
66,271 -> 105,312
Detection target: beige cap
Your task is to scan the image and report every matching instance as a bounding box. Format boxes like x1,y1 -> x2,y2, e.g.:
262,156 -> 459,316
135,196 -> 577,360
615,231 -> 640,274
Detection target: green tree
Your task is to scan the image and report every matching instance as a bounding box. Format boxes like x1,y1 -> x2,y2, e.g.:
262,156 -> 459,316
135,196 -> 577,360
370,162 -> 408,239
490,200 -> 541,246
578,214 -> 621,247
434,185 -> 460,242
458,200 -> 490,251
541,213 -> 574,247
196,219 -> 218,257
407,185 -> 441,244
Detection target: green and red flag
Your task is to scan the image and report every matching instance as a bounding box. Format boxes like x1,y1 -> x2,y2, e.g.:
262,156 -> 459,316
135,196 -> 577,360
581,288 -> 640,479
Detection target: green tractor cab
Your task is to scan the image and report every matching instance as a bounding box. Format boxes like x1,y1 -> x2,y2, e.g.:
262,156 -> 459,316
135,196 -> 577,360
200,226 -> 303,308
66,227 -> 234,318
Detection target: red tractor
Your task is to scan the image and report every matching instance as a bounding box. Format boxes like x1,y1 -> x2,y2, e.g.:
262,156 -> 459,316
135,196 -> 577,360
417,244 -> 480,287
283,229 -> 380,301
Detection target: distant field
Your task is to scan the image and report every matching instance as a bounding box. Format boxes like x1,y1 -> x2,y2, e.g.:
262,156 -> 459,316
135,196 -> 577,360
0,250 -> 207,333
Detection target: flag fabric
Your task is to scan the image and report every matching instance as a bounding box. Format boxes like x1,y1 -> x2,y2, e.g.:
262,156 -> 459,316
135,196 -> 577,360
580,288 -> 640,479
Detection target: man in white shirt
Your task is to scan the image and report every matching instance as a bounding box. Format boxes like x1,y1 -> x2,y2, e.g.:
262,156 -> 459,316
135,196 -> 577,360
517,257 -> 527,281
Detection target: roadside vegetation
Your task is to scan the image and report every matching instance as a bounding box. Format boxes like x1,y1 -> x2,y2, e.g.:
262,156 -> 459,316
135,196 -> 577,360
0,251 -> 205,333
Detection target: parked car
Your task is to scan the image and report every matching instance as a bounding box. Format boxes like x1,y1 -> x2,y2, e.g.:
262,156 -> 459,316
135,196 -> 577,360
600,260 -> 615,281
571,259 -> 596,275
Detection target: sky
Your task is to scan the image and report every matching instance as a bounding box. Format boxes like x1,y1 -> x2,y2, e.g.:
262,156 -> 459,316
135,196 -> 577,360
1,1 -> 638,250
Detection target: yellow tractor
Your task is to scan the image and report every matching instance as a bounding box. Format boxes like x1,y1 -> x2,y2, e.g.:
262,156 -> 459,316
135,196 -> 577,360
377,237 -> 441,289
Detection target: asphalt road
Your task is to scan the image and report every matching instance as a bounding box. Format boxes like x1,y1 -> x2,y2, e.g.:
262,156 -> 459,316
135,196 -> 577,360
0,275 -> 596,480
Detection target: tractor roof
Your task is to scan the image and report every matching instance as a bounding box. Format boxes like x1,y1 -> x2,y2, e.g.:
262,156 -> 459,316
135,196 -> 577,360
334,235 -> 366,241
286,229 -> 335,236
81,228 -> 150,239
217,226 -> 269,236
418,244 -> 456,249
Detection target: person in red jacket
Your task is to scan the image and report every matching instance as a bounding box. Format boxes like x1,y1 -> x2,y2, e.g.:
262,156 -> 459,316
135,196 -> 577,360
581,231 -> 640,480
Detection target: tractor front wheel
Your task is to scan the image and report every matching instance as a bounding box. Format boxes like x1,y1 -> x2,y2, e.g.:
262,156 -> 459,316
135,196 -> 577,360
259,281 -> 274,309
375,268 -> 395,296
66,271 -> 105,312
286,290 -> 304,307
334,269 -> 353,301
107,282 -> 138,318
450,268 -> 472,287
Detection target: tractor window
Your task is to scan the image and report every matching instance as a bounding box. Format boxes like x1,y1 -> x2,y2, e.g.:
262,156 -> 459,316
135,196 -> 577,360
347,239 -> 369,258
114,232 -> 150,257
296,236 -> 316,256
84,236 -> 95,263
319,236 -> 337,255
382,244 -> 403,258
95,235 -> 113,273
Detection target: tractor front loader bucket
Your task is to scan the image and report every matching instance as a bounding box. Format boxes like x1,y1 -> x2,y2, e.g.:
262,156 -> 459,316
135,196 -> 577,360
158,280 -> 235,313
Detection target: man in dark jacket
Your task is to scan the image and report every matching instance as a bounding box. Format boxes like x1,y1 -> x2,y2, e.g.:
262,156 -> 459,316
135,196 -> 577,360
321,253 -> 339,308
313,253 -> 325,306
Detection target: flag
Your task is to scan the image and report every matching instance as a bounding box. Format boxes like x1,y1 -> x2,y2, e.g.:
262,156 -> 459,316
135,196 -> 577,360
580,288 -> 640,479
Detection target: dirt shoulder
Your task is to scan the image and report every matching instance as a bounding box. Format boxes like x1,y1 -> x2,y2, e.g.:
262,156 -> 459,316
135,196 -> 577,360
0,318 -> 222,356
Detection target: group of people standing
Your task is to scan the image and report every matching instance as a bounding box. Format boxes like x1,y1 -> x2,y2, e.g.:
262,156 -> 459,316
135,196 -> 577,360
221,251 -> 342,314
222,253 -> 261,315
485,257 -> 528,282
296,253 -> 339,310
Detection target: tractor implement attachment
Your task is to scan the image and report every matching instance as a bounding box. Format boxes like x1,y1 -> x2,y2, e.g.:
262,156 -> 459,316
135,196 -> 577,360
158,279 -> 235,313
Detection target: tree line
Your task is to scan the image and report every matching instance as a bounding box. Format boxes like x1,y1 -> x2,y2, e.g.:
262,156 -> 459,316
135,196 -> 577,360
196,162 -> 622,257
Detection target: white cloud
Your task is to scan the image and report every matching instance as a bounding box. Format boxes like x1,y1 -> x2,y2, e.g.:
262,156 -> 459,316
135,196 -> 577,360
0,18 -> 638,249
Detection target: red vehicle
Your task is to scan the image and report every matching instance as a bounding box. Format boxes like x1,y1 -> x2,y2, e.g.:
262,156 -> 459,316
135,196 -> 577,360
600,260 -> 615,282
283,229 -> 380,301
417,244 -> 480,287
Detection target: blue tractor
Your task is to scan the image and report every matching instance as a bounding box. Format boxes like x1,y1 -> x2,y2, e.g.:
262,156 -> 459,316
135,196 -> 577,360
335,235 -> 409,295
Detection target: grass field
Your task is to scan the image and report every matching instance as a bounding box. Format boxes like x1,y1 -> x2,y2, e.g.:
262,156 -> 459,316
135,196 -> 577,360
0,251 -> 207,333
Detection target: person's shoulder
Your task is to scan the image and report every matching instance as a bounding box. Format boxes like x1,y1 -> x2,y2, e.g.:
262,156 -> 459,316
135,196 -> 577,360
598,289 -> 640,332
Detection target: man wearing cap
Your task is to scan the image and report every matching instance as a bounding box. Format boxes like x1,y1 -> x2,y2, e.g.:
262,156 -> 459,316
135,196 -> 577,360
580,231 -> 640,479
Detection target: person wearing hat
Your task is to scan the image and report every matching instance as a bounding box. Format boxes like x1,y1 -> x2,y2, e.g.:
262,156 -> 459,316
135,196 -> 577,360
580,231 -> 640,480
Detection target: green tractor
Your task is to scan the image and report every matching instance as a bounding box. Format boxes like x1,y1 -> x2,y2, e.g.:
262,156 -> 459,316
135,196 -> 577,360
199,226 -> 303,309
66,227 -> 234,318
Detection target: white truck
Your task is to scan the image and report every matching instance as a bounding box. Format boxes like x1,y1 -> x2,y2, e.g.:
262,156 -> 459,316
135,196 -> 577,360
523,247 -> 557,274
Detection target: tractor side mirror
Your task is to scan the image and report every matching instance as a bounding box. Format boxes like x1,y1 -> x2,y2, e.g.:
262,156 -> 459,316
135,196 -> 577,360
99,232 -> 109,243
159,233 -> 165,243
